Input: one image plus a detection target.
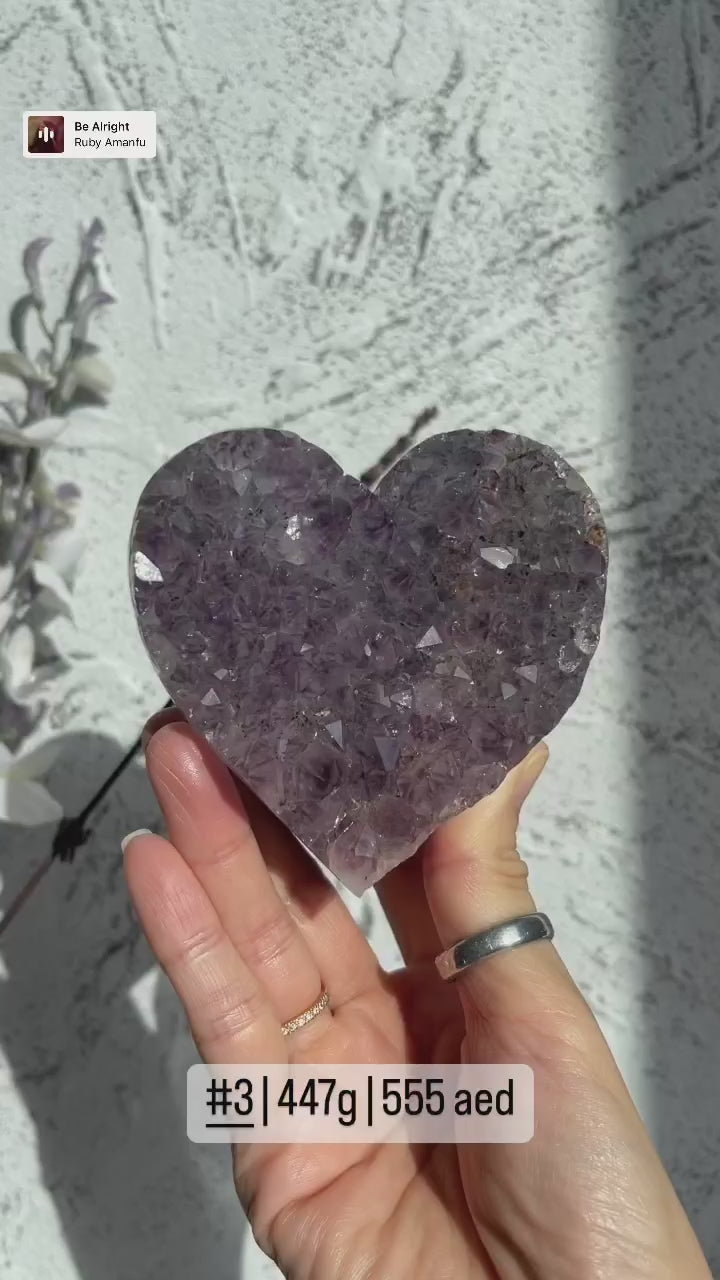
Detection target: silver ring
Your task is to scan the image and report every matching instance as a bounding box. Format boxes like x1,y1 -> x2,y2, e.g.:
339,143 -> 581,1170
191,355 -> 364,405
281,987 -> 330,1036
435,912 -> 554,981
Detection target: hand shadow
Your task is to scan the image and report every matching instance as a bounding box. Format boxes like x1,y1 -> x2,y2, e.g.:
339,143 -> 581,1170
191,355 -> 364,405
0,731 -> 249,1280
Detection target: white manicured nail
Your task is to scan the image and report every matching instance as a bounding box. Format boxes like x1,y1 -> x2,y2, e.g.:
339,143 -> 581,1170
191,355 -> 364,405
121,828 -> 152,854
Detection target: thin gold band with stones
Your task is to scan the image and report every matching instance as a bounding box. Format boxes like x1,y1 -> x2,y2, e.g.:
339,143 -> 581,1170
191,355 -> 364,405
281,987 -> 330,1036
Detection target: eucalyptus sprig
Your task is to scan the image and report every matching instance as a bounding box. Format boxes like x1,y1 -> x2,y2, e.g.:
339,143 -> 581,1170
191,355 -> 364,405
0,219 -> 115,823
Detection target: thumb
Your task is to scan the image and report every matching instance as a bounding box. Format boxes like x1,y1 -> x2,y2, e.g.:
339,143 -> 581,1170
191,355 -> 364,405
423,742 -> 593,1051
424,757 -> 714,1276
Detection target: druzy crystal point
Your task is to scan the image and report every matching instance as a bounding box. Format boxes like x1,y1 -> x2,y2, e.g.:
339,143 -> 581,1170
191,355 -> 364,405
130,428 -> 607,894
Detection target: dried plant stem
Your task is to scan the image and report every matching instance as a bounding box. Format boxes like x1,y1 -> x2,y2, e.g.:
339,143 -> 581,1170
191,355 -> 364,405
0,699 -> 173,940
359,406 -> 437,486
0,854 -> 54,937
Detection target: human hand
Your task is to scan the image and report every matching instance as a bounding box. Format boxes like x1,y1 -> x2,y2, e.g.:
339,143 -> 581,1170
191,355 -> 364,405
124,712 -> 711,1280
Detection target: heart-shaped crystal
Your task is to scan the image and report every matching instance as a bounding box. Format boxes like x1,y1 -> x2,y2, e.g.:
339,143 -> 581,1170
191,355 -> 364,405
130,428 -> 607,894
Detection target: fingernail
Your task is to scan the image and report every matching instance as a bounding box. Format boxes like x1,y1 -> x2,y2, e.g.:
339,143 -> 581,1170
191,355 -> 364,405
525,740 -> 550,770
499,741 -> 549,811
516,741 -> 549,798
141,707 -> 184,750
121,828 -> 152,855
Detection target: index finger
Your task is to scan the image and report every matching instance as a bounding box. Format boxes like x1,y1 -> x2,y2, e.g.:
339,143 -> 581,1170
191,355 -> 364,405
123,829 -> 288,1065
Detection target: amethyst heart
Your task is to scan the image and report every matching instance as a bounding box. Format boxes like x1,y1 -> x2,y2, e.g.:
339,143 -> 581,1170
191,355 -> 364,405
129,428 -> 607,894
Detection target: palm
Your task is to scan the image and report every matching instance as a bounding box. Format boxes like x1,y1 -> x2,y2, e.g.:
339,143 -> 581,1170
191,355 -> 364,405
126,724 -> 709,1280
238,952 -> 492,1280
238,926 -> 659,1280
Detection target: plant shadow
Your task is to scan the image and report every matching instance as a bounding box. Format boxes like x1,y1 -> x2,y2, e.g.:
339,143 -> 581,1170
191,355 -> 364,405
0,731 -> 249,1280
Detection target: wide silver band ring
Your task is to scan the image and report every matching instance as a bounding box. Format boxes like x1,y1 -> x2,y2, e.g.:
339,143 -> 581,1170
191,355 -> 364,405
435,912 -> 554,981
281,987 -> 330,1036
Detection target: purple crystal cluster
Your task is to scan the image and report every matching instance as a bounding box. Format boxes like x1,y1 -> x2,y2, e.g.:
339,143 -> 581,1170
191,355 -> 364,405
129,428 -> 607,894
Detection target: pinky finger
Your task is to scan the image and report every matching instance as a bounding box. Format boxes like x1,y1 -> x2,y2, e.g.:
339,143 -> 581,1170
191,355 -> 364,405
123,831 -> 288,1066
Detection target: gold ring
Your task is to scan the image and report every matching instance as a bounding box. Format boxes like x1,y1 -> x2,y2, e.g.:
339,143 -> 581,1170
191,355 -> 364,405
281,987 -> 330,1036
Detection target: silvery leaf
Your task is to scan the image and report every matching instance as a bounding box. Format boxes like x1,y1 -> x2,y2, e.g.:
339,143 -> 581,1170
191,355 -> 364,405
9,294 -> 38,356
0,417 -> 69,447
31,559 -> 75,620
8,665 -> 60,708
63,262 -> 91,321
0,775 -> 63,825
0,601 -> 14,636
0,400 -> 22,425
0,695 -> 43,751
0,351 -> 53,389
0,420 -> 31,446
39,528 -> 85,581
22,237 -> 52,307
71,291 -> 114,344
7,734 -> 63,780
92,254 -> 117,305
55,364 -> 77,406
0,350 -> 40,383
23,416 -> 70,444
66,354 -> 114,397
80,217 -> 105,263
35,348 -> 53,375
52,319 -> 75,371
0,624 -> 34,695
9,677 -> 47,708
0,564 -> 13,599
63,221 -> 106,318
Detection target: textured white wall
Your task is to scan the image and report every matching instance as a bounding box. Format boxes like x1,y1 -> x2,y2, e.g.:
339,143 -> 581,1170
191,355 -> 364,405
1,0 -> 719,1276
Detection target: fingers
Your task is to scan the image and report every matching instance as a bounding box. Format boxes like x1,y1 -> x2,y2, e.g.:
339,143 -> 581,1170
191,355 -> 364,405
144,721 -> 333,1042
423,743 -> 603,1055
136,718 -> 380,1048
376,853 -> 442,965
124,829 -> 286,1064
425,742 -> 547,941
378,746 -> 547,968
229,780 -> 382,1009
141,703 -> 183,749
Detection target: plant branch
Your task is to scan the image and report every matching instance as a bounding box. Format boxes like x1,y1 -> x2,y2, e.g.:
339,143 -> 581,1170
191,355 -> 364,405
0,853 -> 54,939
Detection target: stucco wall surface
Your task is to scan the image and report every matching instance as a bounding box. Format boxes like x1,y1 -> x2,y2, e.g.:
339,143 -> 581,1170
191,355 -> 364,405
1,0 -> 719,1276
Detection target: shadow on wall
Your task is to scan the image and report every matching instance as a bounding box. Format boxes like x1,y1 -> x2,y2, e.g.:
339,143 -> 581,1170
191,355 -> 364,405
0,733 -> 247,1280
615,3 -> 720,1267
